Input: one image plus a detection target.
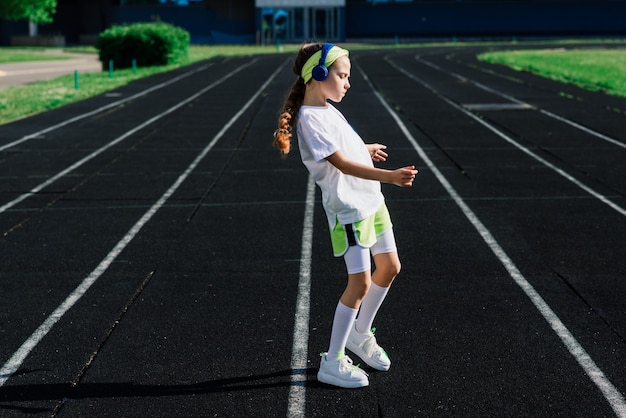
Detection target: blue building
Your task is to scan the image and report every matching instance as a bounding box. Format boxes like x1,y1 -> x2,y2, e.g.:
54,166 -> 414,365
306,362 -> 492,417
1,0 -> 625,46
256,0 -> 346,44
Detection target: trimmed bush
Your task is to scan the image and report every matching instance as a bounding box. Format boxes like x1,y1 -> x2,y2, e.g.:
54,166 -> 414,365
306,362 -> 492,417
96,22 -> 190,70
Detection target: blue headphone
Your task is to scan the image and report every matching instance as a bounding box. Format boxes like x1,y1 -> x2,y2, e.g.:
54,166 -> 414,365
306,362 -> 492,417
311,43 -> 335,82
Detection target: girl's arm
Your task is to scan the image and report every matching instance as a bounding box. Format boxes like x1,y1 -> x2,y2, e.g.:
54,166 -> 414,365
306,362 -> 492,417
326,150 -> 417,187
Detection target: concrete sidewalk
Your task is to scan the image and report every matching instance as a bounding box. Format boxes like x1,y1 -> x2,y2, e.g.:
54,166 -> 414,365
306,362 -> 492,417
0,52 -> 101,90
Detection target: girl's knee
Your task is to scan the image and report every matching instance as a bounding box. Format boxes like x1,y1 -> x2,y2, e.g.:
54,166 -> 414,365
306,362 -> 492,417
391,258 -> 401,277
341,272 -> 371,307
349,276 -> 370,299
384,261 -> 401,286
376,253 -> 401,277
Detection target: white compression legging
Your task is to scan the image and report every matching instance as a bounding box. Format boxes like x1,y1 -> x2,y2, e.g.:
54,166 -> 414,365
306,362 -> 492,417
343,228 -> 397,275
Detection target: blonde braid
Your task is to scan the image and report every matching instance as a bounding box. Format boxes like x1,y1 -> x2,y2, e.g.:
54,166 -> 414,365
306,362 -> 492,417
274,77 -> 305,155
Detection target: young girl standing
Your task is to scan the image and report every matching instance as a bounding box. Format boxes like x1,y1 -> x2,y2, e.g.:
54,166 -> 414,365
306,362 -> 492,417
274,43 -> 417,388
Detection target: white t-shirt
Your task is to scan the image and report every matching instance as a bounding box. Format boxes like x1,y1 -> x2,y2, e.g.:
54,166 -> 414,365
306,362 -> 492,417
297,103 -> 384,228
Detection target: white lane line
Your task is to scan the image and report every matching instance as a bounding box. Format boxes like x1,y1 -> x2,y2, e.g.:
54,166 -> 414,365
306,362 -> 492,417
0,60 -> 286,387
287,175 -> 316,418
0,63 -> 212,153
359,62 -> 626,417
0,60 -> 253,216
389,58 -> 626,218
538,108 -> 626,150
417,56 -> 626,151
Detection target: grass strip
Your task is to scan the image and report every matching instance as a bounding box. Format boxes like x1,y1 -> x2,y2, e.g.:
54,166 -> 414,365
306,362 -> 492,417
478,48 -> 626,98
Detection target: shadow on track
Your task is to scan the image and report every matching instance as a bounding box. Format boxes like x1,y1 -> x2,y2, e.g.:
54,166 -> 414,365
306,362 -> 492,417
0,368 -> 323,406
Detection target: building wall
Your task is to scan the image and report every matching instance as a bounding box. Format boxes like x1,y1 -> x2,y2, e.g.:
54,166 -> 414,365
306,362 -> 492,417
111,3 -> 256,44
1,0 -> 256,46
346,1 -> 626,39
2,0 -> 625,46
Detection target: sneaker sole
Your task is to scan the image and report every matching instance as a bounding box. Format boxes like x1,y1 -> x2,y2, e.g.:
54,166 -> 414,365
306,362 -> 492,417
317,370 -> 369,388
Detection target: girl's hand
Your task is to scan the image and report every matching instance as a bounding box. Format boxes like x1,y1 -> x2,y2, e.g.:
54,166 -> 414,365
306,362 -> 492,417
391,166 -> 418,187
366,143 -> 388,162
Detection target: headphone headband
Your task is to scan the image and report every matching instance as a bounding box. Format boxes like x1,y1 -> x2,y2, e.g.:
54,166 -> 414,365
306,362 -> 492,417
318,43 -> 334,67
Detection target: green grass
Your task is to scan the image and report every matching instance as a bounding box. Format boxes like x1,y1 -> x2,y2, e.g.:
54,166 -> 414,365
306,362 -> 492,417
0,47 -> 73,63
478,48 -> 626,98
2,41 -> 626,126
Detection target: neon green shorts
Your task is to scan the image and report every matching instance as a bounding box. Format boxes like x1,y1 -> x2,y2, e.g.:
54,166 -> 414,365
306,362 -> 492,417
330,203 -> 393,257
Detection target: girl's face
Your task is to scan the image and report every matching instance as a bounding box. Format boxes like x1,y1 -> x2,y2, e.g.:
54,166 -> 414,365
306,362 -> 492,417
320,56 -> 351,103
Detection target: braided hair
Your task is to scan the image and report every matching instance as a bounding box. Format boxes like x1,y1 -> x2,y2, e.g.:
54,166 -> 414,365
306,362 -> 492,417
273,43 -> 324,155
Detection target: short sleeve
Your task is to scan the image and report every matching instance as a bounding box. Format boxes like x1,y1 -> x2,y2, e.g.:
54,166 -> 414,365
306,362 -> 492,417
297,108 -> 339,162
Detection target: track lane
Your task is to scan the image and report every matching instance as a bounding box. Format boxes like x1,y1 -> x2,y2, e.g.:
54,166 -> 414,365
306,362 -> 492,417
43,56 -> 307,417
1,46 -> 625,416
294,51 -> 617,416
0,62 -> 215,153
0,59 -> 261,219
447,47 -> 626,142
0,54 -> 292,408
417,49 -> 626,194
352,48 -> 623,414
1,59 -> 276,369
377,49 -> 626,333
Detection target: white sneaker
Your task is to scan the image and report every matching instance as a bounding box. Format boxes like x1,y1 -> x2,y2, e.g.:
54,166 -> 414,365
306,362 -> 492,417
317,353 -> 369,388
346,322 -> 391,371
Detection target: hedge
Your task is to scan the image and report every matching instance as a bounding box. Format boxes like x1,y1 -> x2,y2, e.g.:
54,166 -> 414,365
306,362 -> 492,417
96,22 -> 190,70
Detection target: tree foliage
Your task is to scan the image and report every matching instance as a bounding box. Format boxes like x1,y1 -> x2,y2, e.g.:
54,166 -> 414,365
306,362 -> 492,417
0,0 -> 57,24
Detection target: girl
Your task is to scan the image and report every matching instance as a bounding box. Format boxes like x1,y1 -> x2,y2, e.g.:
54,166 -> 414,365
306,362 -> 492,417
274,43 -> 417,388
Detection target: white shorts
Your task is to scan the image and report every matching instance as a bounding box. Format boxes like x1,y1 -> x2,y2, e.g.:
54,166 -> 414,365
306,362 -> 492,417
343,228 -> 397,274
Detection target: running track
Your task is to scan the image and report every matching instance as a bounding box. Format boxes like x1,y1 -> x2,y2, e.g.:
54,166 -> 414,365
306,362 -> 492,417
0,44 -> 625,417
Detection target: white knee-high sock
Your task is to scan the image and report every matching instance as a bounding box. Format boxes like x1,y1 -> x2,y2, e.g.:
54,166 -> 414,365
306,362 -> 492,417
327,302 -> 358,359
355,282 -> 390,334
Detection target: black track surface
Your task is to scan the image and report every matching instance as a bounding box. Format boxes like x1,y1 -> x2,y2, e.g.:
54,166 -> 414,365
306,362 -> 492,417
1,44 -> 625,417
